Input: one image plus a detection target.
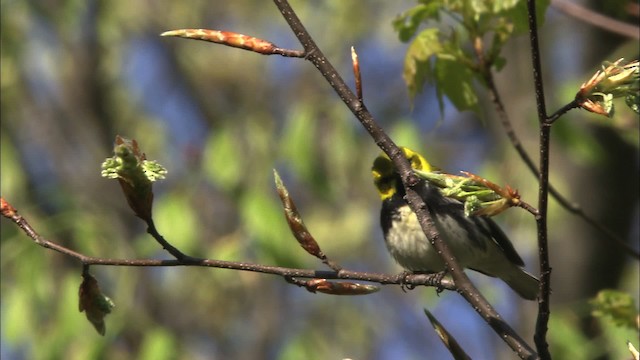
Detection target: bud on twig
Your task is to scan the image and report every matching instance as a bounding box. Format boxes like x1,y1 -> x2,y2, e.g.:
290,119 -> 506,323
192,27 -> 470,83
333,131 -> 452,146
101,136 -> 166,222
273,170 -> 341,271
302,279 -> 380,295
351,46 -> 363,102
414,168 -> 521,217
161,29 -> 305,58
79,271 -> 115,336
576,58 -> 639,117
424,309 -> 471,360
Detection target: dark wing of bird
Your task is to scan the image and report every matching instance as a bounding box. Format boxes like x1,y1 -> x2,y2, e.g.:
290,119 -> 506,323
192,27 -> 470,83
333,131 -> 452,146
477,216 -> 525,266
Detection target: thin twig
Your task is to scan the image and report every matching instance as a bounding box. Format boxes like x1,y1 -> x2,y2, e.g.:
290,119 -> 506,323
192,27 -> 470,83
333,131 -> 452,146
551,0 -> 640,40
0,197 -> 455,289
483,60 -> 639,260
526,1 -> 552,359
145,218 -> 203,263
273,1 -> 537,358
517,201 -> 540,217
546,100 -> 579,124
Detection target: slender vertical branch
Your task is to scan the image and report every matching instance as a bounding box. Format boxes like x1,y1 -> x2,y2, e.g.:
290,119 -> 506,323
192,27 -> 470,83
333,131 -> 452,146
526,1 -> 552,358
483,63 -> 638,259
273,1 -> 537,358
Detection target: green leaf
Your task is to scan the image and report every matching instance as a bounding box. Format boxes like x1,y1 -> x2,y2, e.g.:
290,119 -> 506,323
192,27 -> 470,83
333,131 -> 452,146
434,58 -> 479,113
392,3 -> 440,42
507,0 -> 550,35
101,136 -> 167,221
590,289 -> 639,329
403,28 -> 442,99
465,0 -> 490,21
489,0 -> 520,13
100,136 -> 167,184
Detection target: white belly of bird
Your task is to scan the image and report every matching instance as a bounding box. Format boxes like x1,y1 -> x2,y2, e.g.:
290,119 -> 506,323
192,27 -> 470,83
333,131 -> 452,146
385,206 -> 485,272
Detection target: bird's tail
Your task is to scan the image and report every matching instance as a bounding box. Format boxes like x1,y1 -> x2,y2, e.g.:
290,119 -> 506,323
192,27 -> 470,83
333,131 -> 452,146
501,267 -> 540,300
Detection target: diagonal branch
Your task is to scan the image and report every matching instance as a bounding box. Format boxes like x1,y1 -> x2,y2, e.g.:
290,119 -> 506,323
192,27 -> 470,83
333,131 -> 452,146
551,0 -> 640,40
273,0 -> 537,358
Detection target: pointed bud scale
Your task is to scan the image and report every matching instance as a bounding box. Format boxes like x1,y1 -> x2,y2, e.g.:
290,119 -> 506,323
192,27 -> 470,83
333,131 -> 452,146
424,309 -> 471,360
79,272 -> 115,336
161,29 -> 305,57
273,170 -> 324,259
304,279 -> 380,295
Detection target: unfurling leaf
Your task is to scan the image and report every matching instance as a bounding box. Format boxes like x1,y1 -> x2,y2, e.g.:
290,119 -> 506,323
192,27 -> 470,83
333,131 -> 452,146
101,135 -> 166,221
459,171 -> 520,216
424,309 -> 471,360
304,279 -> 380,296
79,272 -> 115,336
576,58 -> 639,117
414,168 -> 520,217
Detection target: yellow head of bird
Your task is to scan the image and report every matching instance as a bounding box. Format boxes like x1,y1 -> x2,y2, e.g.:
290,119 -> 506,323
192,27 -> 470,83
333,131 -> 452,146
371,147 -> 433,200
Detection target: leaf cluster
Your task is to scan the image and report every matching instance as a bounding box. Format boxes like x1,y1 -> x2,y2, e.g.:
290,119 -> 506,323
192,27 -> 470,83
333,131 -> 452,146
393,0 -> 549,113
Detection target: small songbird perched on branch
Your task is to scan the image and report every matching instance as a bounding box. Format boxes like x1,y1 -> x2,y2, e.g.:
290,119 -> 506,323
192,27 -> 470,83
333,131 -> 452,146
372,147 -> 538,300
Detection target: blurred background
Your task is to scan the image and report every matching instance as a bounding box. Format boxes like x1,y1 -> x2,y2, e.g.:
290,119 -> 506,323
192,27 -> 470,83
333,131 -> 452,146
1,0 -> 638,359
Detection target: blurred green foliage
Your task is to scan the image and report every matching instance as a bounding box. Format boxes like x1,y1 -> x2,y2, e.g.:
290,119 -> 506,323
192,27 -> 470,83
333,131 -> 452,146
393,0 -> 550,112
590,289 -> 639,329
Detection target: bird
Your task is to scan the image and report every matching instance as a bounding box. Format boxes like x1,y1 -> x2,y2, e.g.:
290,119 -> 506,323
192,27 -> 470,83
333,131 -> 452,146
372,147 -> 539,300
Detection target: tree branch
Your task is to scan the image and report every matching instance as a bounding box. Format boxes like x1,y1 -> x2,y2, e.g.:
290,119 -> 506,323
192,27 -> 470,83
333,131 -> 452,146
0,196 -> 454,289
551,0 -> 640,40
526,1 -> 552,358
481,60 -> 638,260
273,1 -> 537,358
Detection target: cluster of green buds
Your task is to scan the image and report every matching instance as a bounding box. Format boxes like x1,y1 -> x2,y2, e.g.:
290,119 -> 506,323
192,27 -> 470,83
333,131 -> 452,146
101,136 -> 167,221
414,168 -> 520,217
576,58 -> 639,117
